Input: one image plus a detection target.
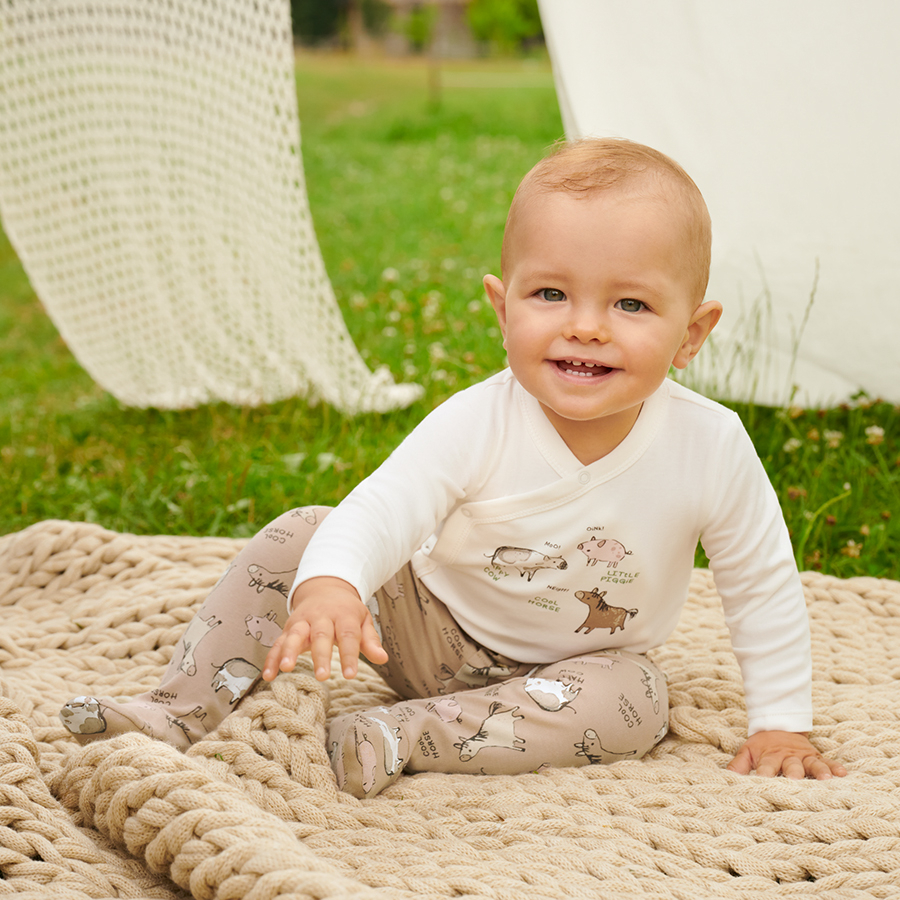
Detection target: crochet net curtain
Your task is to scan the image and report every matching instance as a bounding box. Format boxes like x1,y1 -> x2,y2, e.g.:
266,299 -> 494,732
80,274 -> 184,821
0,0 -> 423,413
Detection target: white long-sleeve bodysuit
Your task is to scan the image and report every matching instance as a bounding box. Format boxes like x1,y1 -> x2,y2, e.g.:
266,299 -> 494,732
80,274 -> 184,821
291,369 -> 813,736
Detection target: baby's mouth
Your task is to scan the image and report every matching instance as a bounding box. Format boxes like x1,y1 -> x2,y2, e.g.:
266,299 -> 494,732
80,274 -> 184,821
556,359 -> 612,378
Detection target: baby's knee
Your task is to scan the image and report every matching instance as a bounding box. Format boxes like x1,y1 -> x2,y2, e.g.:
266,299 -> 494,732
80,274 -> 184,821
534,651 -> 669,759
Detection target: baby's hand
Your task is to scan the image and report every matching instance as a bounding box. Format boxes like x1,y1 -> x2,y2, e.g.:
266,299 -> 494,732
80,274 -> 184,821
727,731 -> 847,780
262,576 -> 388,682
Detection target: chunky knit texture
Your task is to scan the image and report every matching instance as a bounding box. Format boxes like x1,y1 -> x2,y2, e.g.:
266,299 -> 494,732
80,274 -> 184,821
1,518 -> 898,899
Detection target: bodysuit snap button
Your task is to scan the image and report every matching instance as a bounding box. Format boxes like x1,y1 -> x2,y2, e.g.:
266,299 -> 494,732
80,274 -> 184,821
578,472 -> 591,484
461,508 -> 473,517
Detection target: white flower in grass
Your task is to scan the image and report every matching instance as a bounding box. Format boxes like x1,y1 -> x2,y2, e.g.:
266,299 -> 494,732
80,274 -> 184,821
782,438 -> 802,453
824,430 -> 844,449
865,425 -> 885,445
281,453 -> 307,474
381,267 -> 399,282
316,452 -> 347,473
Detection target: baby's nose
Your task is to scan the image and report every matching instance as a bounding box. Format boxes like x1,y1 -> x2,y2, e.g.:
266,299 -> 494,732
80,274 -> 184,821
564,311 -> 611,343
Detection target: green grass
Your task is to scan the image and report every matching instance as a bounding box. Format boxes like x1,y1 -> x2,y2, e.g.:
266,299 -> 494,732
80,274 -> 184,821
1,54 -> 897,578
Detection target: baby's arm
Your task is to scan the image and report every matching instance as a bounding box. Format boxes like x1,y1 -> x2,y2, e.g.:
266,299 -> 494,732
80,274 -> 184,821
727,731 -> 847,780
701,415 -> 849,779
261,576 -> 387,682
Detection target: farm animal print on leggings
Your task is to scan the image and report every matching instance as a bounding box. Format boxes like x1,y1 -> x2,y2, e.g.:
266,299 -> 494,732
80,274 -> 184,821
60,507 -> 669,800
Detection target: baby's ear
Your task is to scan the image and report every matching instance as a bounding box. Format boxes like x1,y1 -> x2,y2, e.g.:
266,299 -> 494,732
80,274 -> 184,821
483,274 -> 508,337
672,300 -> 722,369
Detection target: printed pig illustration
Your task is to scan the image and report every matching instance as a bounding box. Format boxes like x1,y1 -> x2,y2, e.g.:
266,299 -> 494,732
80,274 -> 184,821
211,658 -> 261,703
331,712 -> 405,794
574,588 -> 637,635
578,537 -> 632,568
245,611 -> 281,647
487,546 -> 567,582
454,702 -> 525,761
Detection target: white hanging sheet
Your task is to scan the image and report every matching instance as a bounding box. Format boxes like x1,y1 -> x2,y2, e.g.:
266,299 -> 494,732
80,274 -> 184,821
538,0 -> 900,406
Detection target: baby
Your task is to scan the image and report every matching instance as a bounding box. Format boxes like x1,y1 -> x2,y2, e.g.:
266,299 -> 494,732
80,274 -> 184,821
61,138 -> 846,797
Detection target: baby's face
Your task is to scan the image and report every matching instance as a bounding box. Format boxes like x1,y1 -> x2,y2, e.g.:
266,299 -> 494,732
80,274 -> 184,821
485,189 -> 716,457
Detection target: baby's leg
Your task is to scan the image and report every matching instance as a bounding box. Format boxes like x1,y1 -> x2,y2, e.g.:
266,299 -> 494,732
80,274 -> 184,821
329,645 -> 668,797
399,649 -> 669,775
59,506 -> 331,748
326,571 -> 668,797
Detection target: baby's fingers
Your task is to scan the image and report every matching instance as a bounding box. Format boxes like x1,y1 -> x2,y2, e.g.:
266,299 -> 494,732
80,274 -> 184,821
307,621 -> 338,681
332,612 -> 385,680
359,618 -> 388,669
805,755 -> 847,780
262,621 -> 311,682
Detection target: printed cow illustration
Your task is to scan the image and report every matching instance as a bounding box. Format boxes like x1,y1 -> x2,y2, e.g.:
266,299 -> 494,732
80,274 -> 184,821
368,708 -> 405,776
574,588 -> 637,635
524,676 -> 581,711
59,696 -> 107,735
454,702 -> 525,762
486,546 -> 567,582
211,658 -> 261,704
245,611 -> 281,647
175,613 -> 222,676
578,537 -> 632,568
574,728 -> 639,764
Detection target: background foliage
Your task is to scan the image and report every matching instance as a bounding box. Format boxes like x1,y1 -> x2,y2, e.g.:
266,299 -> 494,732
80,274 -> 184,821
467,0 -> 543,52
0,55 -> 897,579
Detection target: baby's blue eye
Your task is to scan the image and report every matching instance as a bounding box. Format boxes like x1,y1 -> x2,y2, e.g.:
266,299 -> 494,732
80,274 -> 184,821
538,288 -> 566,302
617,298 -> 645,313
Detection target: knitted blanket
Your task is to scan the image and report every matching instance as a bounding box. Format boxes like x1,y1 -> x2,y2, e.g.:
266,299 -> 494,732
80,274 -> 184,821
1,520 -> 898,900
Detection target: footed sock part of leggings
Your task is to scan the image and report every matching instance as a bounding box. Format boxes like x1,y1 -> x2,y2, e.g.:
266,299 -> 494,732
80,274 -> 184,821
59,695 -> 207,750
327,707 -> 410,798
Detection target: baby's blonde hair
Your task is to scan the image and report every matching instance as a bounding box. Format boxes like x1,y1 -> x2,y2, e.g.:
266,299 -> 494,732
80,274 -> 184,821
502,138 -> 712,302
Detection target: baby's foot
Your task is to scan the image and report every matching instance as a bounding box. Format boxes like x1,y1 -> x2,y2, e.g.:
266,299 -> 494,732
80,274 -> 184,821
59,695 -> 207,750
327,707 -> 410,798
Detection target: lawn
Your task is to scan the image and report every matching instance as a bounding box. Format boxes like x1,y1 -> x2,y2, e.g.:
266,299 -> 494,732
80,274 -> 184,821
0,53 -> 897,578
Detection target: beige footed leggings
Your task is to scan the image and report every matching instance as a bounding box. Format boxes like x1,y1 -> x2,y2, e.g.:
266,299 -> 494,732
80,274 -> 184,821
60,508 -> 669,797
